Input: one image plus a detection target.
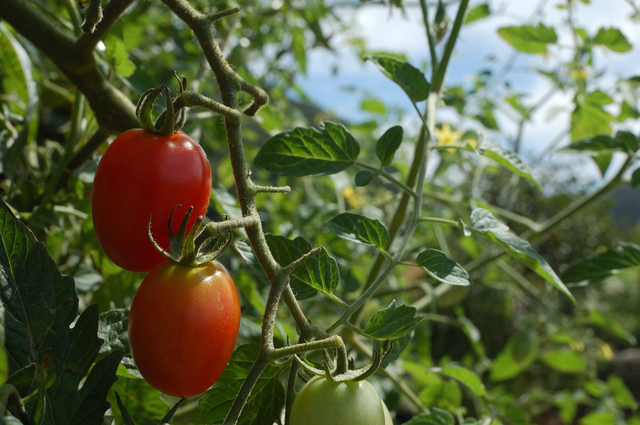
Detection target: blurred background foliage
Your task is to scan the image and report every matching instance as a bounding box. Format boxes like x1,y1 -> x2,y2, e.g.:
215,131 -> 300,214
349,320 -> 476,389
0,0 -> 639,424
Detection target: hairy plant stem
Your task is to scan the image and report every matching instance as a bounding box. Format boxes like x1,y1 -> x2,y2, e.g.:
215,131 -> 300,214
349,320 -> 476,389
333,0 -> 470,332
157,1 -> 340,423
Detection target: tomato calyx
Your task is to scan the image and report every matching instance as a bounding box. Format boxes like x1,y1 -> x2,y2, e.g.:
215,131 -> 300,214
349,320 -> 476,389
136,73 -> 188,136
148,205 -> 232,267
294,340 -> 395,384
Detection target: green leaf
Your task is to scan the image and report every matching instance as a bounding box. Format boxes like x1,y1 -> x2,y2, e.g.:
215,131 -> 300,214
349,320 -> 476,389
465,4 -> 490,24
404,407 -> 455,425
360,98 -> 387,115
415,249 -> 472,286
254,122 -> 360,176
561,242 -> 640,283
70,350 -> 123,425
104,32 -> 135,77
326,213 -> 390,249
373,333 -> 413,368
199,345 -> 286,425
632,168 -> 640,187
561,132 -> 639,154
497,24 -> 558,54
0,198 -> 122,424
578,410 -> 616,425
608,375 -> 639,410
571,96 -> 614,141
540,349 -> 586,374
490,331 -> 539,381
376,125 -> 404,166
470,208 -> 575,304
355,169 -> 379,186
110,379 -> 167,425
266,234 -> 339,300
474,134 -> 542,191
98,308 -> 130,356
436,366 -> 485,397
592,27 -> 632,52
368,56 -> 430,103
590,309 -> 637,345
364,300 -> 423,340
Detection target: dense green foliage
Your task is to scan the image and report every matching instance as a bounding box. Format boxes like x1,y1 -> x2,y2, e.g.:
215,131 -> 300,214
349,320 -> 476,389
0,0 -> 639,424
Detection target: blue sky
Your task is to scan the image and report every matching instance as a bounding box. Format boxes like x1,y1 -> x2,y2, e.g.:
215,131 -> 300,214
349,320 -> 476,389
296,0 -> 640,170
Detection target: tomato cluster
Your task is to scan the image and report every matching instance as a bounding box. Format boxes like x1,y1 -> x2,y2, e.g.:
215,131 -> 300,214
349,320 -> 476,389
92,128 -> 241,398
290,376 -> 393,425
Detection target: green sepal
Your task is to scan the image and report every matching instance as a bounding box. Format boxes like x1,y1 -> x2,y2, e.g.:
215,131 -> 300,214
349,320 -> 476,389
147,205 -> 232,267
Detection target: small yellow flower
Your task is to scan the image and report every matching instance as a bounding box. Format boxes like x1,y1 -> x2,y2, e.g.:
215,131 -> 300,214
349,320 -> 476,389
435,123 -> 463,146
435,123 -> 463,153
342,186 -> 365,209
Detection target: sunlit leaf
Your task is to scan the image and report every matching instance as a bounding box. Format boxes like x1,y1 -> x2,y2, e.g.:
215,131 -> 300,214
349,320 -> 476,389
435,366 -> 485,397
592,27 -> 632,52
540,349 -> 586,374
364,300 -> 422,340
254,122 -> 360,176
415,249 -> 471,286
266,234 -> 339,300
326,213 -> 389,249
497,24 -> 557,54
470,208 -> 574,304
465,4 -> 490,24
490,331 -> 539,381
473,134 -> 542,191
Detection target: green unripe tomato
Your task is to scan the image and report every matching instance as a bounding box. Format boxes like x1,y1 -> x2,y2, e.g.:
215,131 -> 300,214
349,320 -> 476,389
290,376 -> 392,425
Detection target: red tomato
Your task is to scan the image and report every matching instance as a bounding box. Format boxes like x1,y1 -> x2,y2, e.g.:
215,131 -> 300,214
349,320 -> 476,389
128,260 -> 241,398
92,129 -> 211,272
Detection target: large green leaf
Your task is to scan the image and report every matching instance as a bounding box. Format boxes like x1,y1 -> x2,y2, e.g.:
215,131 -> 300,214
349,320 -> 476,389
266,234 -> 339,300
199,345 -> 286,425
497,23 -> 557,54
0,199 -> 119,424
367,56 -> 430,103
571,93 -> 614,141
560,243 -> 640,283
472,134 -> 542,191
326,213 -> 390,250
363,300 -> 422,340
470,208 -> 575,304
254,122 -> 360,176
415,249 -> 471,286
592,27 -> 632,52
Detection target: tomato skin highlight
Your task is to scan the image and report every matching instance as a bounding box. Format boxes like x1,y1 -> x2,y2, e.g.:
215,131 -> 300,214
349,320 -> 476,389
128,260 -> 241,398
290,376 -> 390,425
92,129 -> 212,272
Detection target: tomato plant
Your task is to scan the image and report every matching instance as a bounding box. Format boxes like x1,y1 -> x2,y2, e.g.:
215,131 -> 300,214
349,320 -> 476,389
128,260 -> 241,398
289,376 -> 391,425
92,128 -> 212,272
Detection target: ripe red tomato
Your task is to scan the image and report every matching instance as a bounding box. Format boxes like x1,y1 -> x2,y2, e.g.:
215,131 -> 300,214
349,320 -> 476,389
92,129 -> 211,272
128,260 -> 241,398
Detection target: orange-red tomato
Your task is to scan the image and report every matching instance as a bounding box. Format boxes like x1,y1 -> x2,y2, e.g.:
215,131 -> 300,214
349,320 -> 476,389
92,129 -> 211,272
128,260 -> 241,398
